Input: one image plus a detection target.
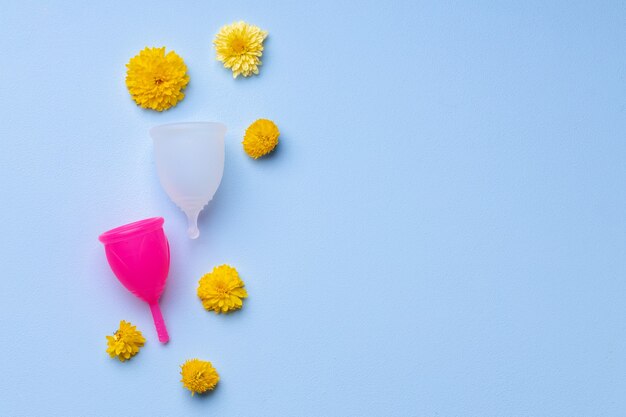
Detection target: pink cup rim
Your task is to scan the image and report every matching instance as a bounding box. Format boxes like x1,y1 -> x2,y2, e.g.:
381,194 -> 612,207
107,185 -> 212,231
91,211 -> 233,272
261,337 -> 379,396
98,217 -> 164,244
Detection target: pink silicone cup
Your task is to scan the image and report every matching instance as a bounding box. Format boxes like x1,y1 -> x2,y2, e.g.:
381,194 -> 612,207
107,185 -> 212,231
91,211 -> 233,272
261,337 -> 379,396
98,217 -> 170,343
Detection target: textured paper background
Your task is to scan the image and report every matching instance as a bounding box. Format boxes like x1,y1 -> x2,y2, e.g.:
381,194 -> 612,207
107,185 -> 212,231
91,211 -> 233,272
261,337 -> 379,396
0,1 -> 625,415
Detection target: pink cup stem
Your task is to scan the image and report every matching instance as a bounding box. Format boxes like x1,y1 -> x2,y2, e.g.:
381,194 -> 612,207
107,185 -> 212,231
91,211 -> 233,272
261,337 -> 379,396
149,302 -> 170,343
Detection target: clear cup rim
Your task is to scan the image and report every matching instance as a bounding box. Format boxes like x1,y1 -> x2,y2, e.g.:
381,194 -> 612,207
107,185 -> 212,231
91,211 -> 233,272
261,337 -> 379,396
149,122 -> 227,139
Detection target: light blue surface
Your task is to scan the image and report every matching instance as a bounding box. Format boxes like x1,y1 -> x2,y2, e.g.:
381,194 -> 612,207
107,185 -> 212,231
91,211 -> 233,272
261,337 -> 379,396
0,1 -> 625,416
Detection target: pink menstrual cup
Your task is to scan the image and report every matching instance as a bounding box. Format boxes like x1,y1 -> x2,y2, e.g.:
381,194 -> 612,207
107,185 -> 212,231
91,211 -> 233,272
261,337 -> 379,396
98,217 -> 170,343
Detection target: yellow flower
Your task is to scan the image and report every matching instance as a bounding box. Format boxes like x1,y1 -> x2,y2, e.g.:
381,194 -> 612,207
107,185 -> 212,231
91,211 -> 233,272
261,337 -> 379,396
243,119 -> 280,159
125,47 -> 189,111
213,21 -> 268,78
197,264 -> 248,314
180,359 -> 219,395
106,320 -> 145,362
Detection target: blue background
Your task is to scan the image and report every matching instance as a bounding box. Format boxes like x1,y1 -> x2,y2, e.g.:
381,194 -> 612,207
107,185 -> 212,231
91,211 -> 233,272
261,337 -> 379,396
0,1 -> 625,416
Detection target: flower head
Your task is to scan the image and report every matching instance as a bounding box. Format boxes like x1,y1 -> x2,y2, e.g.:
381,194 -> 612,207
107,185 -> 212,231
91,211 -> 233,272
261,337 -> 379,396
197,264 -> 248,314
106,320 -> 145,362
125,47 -> 189,111
213,21 -> 268,78
180,359 -> 219,395
243,119 -> 280,159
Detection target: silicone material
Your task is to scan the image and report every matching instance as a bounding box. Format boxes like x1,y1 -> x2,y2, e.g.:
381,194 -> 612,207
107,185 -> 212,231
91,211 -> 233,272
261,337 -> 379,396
150,122 -> 226,239
98,217 -> 171,343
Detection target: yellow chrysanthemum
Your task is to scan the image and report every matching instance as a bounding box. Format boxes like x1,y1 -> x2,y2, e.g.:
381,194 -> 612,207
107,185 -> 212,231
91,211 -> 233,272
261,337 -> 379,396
197,264 -> 248,314
243,119 -> 280,159
213,21 -> 268,78
106,320 -> 146,362
180,359 -> 220,395
125,47 -> 189,111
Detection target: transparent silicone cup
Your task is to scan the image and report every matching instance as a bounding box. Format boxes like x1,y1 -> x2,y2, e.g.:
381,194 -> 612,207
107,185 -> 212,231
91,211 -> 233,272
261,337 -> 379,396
98,217 -> 171,343
150,122 -> 226,239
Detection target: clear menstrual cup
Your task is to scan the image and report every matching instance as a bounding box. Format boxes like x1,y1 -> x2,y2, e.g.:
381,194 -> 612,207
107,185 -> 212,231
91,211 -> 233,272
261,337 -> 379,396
99,217 -> 171,343
150,122 -> 226,239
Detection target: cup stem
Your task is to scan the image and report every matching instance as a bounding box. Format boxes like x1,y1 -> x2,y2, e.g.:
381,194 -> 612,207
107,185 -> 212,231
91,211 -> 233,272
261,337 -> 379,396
149,302 -> 169,343
185,209 -> 201,239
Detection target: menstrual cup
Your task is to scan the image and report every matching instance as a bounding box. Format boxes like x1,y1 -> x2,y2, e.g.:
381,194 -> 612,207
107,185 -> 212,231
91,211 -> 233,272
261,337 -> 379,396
150,122 -> 226,239
98,217 -> 170,343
